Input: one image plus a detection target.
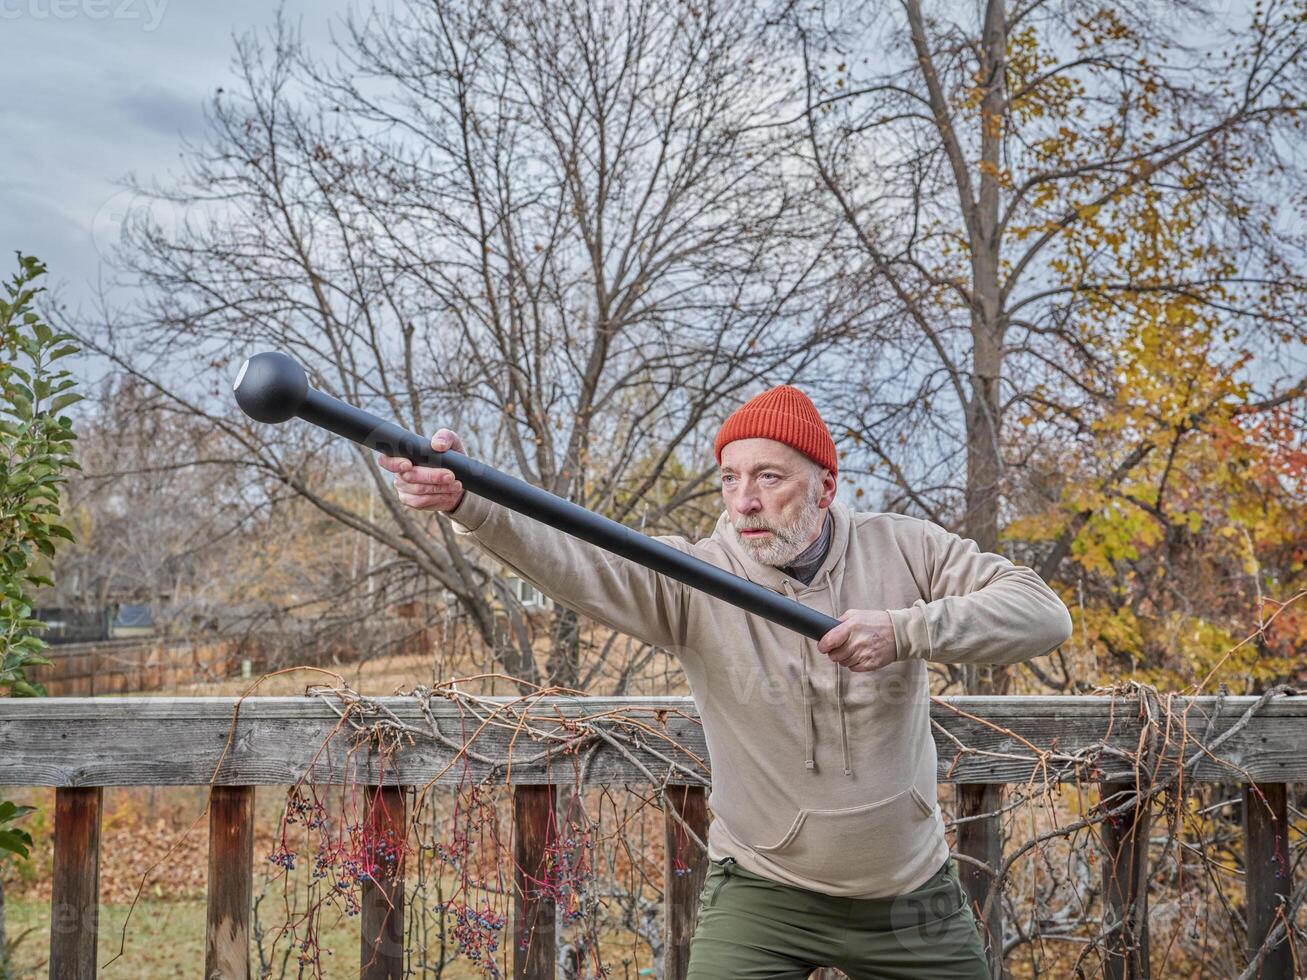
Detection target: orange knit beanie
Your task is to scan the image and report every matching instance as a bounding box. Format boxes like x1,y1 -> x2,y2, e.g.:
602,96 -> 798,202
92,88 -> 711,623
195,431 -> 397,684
714,385 -> 838,478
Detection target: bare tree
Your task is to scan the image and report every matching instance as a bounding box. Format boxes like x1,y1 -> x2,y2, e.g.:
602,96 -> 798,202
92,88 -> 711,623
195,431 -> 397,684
43,376 -> 432,671
48,376 -> 249,633
793,0 -> 1306,686
82,0 -> 856,689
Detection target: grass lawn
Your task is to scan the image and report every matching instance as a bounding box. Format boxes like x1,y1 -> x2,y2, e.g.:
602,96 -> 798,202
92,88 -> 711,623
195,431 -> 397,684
4,897 -> 403,978
6,894 -> 655,977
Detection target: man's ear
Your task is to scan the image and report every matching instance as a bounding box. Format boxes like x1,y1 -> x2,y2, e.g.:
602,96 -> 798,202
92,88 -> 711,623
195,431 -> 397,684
818,467 -> 837,508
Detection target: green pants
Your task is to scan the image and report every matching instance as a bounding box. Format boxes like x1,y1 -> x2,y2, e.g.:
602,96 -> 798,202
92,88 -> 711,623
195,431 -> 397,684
686,854 -> 992,979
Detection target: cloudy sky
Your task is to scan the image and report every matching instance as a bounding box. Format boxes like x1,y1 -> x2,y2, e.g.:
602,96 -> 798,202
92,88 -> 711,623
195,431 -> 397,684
2,0 -> 1261,314
1,0 -> 351,313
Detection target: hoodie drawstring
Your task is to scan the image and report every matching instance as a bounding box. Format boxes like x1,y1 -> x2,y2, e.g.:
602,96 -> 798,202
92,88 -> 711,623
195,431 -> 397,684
826,567 -> 853,777
784,569 -> 853,778
782,578 -> 817,770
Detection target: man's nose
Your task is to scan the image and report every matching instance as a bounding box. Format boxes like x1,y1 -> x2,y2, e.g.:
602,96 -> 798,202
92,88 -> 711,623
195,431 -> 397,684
734,493 -> 762,515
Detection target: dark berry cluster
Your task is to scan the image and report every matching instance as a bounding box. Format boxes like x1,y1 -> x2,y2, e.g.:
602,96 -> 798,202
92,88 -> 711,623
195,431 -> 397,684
446,900 -> 507,978
267,846 -> 296,871
541,832 -> 597,926
283,789 -> 329,830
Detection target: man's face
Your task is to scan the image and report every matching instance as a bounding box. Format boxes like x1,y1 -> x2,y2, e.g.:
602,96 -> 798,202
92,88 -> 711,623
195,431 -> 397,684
720,438 -> 835,566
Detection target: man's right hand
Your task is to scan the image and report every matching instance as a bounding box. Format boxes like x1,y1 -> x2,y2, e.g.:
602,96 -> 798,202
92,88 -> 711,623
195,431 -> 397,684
378,428 -> 467,512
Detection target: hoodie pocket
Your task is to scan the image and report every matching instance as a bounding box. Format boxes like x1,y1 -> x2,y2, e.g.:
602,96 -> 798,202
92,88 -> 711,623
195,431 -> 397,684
750,784 -> 936,884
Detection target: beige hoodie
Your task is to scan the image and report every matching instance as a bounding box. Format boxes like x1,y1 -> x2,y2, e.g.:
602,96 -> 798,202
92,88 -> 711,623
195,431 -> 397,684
448,492 -> 1073,898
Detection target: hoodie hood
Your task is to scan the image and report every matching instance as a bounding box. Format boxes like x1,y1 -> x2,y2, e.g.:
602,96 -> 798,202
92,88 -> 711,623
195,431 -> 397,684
711,499 -> 852,595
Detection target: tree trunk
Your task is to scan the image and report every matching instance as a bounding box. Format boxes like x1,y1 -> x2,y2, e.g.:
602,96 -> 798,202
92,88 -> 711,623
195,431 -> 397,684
547,606 -> 581,690
962,324 -> 1009,700
960,8 -> 1011,979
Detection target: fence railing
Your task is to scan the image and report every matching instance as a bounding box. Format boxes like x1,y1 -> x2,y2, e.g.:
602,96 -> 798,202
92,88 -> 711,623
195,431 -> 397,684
0,693 -> 1301,979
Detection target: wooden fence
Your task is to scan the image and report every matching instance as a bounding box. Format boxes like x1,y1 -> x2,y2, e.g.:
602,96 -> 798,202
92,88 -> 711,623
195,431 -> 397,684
26,638 -> 247,696
0,693 -> 1301,979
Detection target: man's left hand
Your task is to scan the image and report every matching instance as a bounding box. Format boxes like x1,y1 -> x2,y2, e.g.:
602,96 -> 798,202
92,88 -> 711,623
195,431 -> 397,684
817,610 -> 898,672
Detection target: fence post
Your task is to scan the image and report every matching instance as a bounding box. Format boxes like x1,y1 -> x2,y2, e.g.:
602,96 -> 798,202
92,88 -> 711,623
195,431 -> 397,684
1100,781 -> 1151,980
206,785 -> 255,980
663,785 -> 708,980
957,783 -> 1004,979
1243,782 -> 1291,980
513,784 -> 557,980
360,784 -> 406,980
50,786 -> 103,980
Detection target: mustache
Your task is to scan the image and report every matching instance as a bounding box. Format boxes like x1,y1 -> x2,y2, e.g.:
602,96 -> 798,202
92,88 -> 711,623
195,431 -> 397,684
734,515 -> 804,543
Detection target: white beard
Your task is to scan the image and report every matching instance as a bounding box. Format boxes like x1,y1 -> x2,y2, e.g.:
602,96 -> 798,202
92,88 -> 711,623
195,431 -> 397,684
731,479 -> 823,567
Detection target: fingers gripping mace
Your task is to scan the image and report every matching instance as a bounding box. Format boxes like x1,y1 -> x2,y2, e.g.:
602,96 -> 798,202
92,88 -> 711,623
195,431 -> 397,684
233,351 -> 839,641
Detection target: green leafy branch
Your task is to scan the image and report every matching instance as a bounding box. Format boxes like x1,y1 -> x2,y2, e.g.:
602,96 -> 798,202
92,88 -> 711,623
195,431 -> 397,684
0,252 -> 80,859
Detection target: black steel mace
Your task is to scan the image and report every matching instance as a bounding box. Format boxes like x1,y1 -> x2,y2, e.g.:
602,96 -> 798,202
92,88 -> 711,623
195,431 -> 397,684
232,351 -> 839,641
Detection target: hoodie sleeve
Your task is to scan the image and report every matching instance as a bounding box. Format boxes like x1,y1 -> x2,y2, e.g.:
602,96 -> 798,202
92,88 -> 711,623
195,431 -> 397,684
443,490 -> 692,653
887,518 -> 1073,666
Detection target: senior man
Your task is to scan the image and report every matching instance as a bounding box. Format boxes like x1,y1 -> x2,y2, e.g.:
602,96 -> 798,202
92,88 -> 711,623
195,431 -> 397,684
380,384 -> 1073,979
